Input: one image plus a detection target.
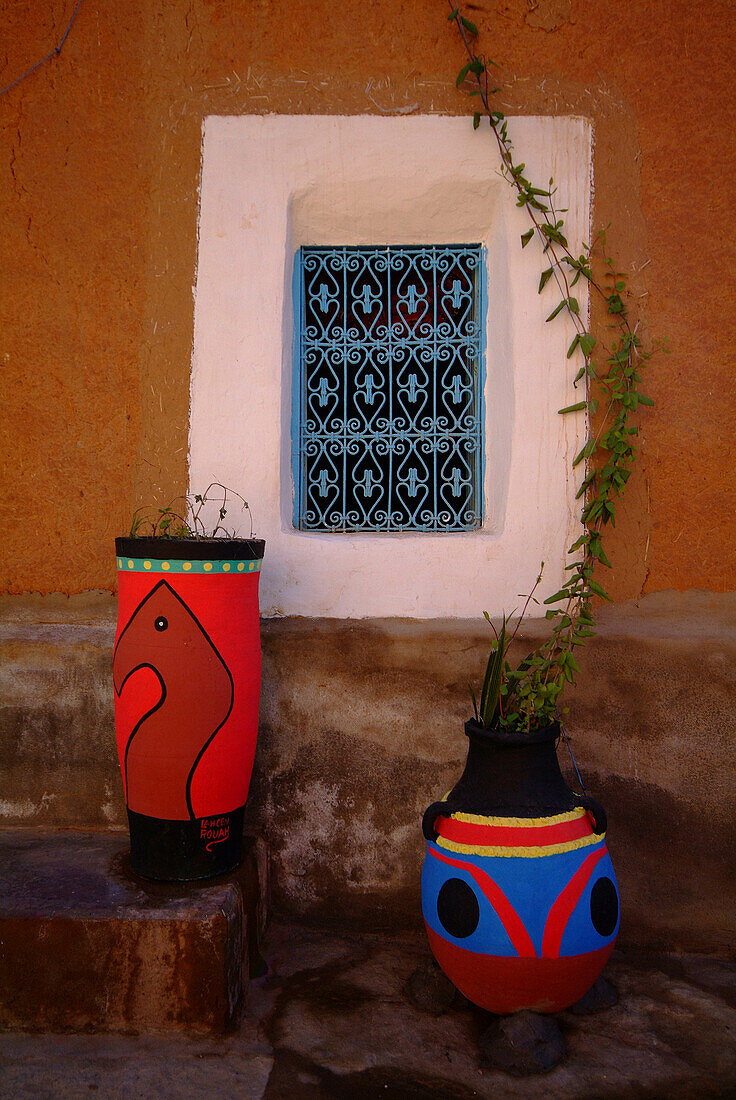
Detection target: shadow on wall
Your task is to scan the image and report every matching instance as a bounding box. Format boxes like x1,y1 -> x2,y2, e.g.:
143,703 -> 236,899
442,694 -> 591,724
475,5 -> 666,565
247,605 -> 736,955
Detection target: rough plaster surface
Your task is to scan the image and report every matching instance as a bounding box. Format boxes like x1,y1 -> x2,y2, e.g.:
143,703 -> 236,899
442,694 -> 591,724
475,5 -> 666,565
190,114 -> 590,618
2,1 -> 735,596
1,590 -> 734,954
0,593 -> 120,827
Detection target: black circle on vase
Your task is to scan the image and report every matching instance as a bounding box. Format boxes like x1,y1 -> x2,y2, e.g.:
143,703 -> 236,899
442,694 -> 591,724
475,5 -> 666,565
437,878 -> 480,939
590,876 -> 618,937
154,616 -> 168,632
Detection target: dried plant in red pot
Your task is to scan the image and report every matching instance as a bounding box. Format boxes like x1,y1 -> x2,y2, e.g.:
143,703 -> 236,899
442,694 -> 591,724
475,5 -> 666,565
113,484 -> 264,880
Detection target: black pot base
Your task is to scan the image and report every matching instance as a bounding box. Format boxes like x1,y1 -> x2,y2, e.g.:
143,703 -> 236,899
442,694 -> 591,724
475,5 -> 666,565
127,806 -> 245,881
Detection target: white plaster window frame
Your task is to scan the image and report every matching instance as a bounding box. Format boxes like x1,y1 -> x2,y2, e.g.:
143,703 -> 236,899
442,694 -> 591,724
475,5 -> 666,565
190,115 -> 591,619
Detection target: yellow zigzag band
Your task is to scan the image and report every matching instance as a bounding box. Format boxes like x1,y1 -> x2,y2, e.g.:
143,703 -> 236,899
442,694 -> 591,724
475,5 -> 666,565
436,830 -> 604,859
447,807 -> 588,828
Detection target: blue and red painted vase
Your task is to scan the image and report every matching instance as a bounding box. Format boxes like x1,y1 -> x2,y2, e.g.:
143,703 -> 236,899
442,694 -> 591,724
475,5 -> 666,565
421,720 -> 619,1015
113,536 -> 264,881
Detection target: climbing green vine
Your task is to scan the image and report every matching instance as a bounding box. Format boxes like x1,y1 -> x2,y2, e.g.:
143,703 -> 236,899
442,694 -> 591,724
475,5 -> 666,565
447,3 -> 661,732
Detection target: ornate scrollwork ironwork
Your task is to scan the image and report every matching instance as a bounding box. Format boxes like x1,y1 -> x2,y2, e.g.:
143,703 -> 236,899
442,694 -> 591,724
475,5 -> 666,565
295,245 -> 484,532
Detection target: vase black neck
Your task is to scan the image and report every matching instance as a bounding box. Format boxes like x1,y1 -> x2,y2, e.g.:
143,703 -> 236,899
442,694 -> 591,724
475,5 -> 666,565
444,720 -> 577,818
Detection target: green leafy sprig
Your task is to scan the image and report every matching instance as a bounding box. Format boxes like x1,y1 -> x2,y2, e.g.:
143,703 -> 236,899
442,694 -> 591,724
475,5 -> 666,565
447,3 -> 660,732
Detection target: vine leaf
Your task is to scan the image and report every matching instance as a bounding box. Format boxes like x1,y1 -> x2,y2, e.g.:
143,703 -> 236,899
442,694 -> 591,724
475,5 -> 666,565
456,61 -> 471,86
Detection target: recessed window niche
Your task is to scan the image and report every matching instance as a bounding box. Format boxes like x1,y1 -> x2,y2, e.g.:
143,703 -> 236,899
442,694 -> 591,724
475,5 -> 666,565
189,115 -> 591,618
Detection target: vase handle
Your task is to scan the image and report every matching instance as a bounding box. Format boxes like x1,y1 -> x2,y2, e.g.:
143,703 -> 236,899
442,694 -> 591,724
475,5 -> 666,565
573,793 -> 607,835
422,800 -> 452,842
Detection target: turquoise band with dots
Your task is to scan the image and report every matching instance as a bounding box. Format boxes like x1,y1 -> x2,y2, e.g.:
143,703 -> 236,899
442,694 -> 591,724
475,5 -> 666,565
117,556 -> 262,575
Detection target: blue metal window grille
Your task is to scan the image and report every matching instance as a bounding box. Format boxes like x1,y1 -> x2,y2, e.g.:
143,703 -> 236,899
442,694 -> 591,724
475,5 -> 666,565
293,244 -> 485,532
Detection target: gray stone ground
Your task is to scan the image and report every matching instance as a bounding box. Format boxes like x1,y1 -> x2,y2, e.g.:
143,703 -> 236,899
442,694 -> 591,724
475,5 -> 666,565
1,922 -> 735,1099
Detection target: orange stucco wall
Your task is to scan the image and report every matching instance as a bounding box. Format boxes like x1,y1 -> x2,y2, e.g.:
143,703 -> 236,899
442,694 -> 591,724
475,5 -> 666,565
2,0 -> 734,597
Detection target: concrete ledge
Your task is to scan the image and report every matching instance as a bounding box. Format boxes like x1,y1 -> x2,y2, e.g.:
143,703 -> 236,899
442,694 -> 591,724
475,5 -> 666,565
0,830 -> 268,1034
1,591 -> 734,955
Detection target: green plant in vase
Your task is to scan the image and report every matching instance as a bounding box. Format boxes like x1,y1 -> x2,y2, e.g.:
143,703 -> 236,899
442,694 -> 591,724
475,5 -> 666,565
418,4 -> 663,1019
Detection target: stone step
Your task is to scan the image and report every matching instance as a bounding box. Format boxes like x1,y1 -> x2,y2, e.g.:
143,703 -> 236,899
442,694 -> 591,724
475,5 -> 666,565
0,829 -> 269,1035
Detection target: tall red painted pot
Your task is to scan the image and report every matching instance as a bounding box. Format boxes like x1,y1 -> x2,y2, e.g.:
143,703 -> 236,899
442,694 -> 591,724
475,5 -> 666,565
421,721 -> 619,1014
113,536 -> 264,880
